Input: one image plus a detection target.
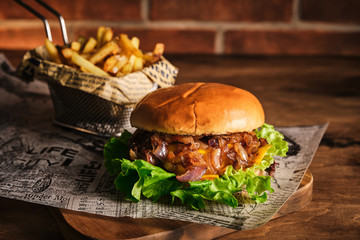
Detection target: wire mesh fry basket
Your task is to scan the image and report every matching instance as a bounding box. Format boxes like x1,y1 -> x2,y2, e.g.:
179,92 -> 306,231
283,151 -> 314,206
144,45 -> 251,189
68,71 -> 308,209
15,0 -> 177,137
47,80 -> 135,136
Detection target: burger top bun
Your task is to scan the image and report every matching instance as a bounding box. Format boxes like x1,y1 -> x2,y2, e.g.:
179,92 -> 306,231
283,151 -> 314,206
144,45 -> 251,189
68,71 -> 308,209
130,82 -> 265,135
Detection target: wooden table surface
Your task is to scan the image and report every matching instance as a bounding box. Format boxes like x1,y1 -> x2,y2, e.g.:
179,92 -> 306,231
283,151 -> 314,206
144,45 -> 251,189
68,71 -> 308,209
1,50 -> 359,239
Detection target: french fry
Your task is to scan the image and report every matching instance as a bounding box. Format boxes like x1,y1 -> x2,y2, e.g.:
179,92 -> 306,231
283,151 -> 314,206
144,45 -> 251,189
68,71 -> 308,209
116,72 -> 124,77
133,56 -> 144,72
103,55 -> 118,72
131,36 -> 140,49
127,54 -> 143,72
80,52 -> 92,59
45,39 -> 62,64
82,37 -> 97,53
121,62 -> 133,75
77,36 -> 87,49
96,26 -> 106,48
60,48 -> 74,66
80,66 -> 88,72
71,41 -> 81,52
143,53 -> 153,65
89,41 -> 119,64
152,43 -> 164,62
102,28 -> 113,45
61,48 -> 73,59
118,34 -> 143,58
111,55 -> 128,74
128,55 -> 136,69
111,47 -> 121,55
71,52 -> 109,77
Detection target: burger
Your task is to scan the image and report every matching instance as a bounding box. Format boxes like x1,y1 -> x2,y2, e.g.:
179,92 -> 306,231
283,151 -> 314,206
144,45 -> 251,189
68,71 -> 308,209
104,82 -> 288,210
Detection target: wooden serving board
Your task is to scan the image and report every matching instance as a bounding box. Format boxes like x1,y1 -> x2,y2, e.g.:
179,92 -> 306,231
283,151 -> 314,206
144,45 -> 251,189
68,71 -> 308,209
51,171 -> 313,240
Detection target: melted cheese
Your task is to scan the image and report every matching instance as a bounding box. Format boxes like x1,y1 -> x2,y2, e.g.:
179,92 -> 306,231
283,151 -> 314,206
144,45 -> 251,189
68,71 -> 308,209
201,174 -> 219,180
198,149 -> 207,155
253,144 -> 272,165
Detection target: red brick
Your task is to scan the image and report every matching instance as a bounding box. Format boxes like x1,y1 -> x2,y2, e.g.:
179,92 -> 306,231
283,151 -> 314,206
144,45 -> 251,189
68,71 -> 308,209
301,0 -> 360,24
225,30 -> 360,56
72,27 -> 216,54
150,0 -> 293,22
0,25 -> 64,50
0,0 -> 141,21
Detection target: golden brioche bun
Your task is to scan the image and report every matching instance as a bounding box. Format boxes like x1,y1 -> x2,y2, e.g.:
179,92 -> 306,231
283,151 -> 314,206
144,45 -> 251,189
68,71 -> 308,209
130,82 -> 264,135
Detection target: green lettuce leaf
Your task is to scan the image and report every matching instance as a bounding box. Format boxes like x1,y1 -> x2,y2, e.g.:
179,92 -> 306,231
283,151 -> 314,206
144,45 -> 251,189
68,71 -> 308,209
171,165 -> 273,210
253,123 -> 289,170
103,130 -> 132,175
113,159 -> 182,202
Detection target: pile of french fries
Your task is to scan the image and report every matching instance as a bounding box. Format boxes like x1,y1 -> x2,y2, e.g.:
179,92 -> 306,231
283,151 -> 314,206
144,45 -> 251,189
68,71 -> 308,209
45,26 -> 165,77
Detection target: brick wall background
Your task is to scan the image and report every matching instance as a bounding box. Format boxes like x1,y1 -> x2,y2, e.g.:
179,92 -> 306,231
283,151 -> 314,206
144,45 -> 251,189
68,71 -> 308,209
0,0 -> 359,55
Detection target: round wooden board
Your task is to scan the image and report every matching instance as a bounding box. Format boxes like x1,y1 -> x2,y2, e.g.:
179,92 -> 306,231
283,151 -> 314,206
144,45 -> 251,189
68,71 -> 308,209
52,171 -> 313,240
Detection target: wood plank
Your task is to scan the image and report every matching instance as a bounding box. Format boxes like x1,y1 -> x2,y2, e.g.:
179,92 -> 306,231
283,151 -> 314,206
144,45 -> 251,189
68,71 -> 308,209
0,197 -> 63,240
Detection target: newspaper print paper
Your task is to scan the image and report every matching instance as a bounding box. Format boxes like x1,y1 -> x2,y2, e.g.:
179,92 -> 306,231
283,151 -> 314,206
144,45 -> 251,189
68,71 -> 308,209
0,54 -> 327,230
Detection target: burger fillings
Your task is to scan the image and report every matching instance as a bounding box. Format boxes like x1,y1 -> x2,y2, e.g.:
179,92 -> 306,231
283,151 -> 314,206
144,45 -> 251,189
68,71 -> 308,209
129,130 -> 270,182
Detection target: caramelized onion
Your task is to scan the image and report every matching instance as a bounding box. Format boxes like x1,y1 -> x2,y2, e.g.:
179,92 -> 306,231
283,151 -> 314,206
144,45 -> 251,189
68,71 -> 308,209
173,136 -> 194,145
151,134 -> 168,163
173,135 -> 201,150
197,140 -> 209,149
179,151 -> 203,168
226,150 -> 236,161
176,166 -> 207,182
152,141 -> 167,163
234,143 -> 248,162
211,148 -> 221,170
208,138 -> 219,148
129,149 -> 137,160
144,151 -> 156,165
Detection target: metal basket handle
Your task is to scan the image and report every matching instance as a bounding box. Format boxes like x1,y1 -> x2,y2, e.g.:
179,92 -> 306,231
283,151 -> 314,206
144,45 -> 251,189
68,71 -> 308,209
14,0 -> 68,44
